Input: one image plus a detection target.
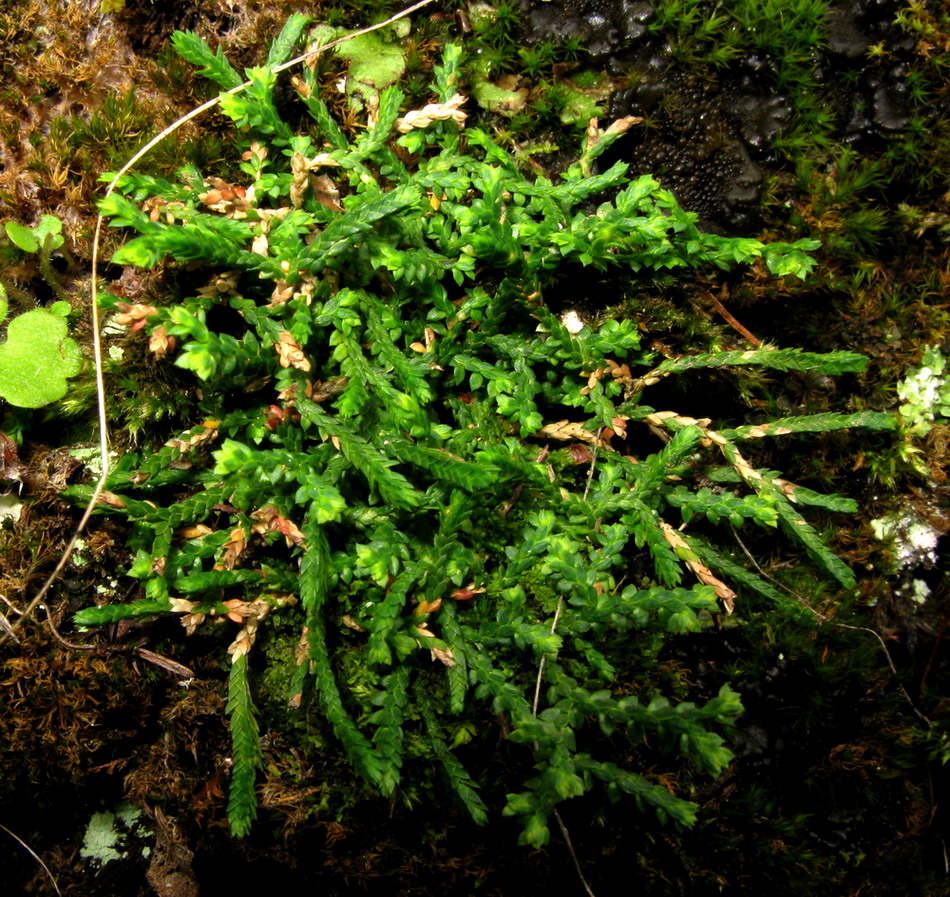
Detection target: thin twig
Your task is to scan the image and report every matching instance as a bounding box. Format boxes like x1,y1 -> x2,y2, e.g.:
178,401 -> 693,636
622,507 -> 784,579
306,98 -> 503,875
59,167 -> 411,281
530,594 -> 597,897
553,808 -> 597,897
528,438 -> 601,897
730,525 -> 931,727
0,823 -> 62,897
701,287 -> 761,347
0,611 -> 18,643
582,428 -> 603,502
532,434 -> 600,713
729,525 -> 826,620
834,621 -> 931,727
43,603 -> 97,652
0,0 -> 437,648
531,598 -> 563,717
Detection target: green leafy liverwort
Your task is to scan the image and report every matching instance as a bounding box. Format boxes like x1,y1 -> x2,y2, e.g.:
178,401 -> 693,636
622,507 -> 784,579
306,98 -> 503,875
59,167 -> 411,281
0,286 -> 82,409
897,345 -> 950,437
74,18 -> 895,846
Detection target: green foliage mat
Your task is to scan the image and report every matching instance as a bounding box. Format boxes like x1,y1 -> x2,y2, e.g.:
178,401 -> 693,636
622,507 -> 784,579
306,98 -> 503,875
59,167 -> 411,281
0,297 -> 82,408
71,18 -> 895,847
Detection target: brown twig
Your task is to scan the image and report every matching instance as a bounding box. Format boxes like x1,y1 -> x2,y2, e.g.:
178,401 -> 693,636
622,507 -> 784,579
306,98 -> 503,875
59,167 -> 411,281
730,525 -> 931,727
702,287 -> 761,347
553,808 -> 597,897
43,603 -> 96,652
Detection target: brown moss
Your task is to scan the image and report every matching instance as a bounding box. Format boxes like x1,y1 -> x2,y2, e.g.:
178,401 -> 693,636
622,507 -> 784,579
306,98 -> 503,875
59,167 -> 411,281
0,627 -> 156,786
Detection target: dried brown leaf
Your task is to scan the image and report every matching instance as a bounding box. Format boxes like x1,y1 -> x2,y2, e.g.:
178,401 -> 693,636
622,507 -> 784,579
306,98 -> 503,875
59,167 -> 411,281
177,525 -> 212,540
199,177 -> 250,216
414,598 -> 442,616
180,612 -> 206,636
226,595 -> 297,660
430,645 -> 456,667
341,614 -> 366,633
96,490 -> 126,509
269,280 -> 295,307
312,174 -> 343,212
450,585 -> 486,601
275,332 -> 311,372
660,521 -> 736,613
396,93 -> 467,132
135,648 -> 195,679
251,505 -> 305,547
0,431 -> 24,484
112,302 -> 158,327
308,376 -> 349,403
538,420 -> 612,449
148,325 -> 175,359
604,115 -> 643,136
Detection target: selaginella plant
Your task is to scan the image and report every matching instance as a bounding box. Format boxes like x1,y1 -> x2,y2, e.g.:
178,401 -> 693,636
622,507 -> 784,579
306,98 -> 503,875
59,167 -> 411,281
71,16 -> 895,846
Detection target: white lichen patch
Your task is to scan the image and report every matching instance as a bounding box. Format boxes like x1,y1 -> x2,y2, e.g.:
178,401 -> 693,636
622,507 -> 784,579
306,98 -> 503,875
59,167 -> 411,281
68,444 -> 118,480
0,492 -> 23,524
71,537 -> 88,568
898,345 -> 950,436
560,310 -> 586,334
80,802 -> 146,865
905,578 -> 932,606
870,509 -> 941,570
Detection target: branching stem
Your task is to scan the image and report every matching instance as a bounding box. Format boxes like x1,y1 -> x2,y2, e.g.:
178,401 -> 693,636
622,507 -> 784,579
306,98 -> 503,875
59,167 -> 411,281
0,0 -> 437,648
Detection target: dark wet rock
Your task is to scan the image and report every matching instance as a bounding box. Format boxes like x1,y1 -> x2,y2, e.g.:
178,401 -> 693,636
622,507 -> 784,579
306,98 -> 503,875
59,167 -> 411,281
518,0 -> 654,62
826,4 -> 878,60
515,0 -> 925,230
606,73 -> 783,233
723,91 -> 791,152
822,0 -> 919,142
825,67 -> 915,145
871,78 -> 912,131
826,0 -> 916,59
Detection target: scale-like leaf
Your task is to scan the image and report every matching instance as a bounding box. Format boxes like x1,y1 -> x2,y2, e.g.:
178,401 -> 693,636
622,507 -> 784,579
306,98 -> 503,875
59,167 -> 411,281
654,347 -> 869,376
226,653 -> 262,837
171,30 -> 243,89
